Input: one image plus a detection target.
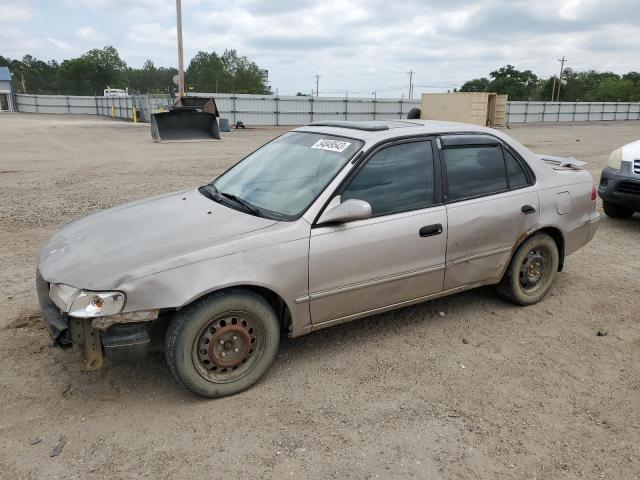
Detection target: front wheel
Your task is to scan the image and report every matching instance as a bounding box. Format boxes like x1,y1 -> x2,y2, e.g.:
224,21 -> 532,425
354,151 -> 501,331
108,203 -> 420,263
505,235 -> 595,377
496,233 -> 559,306
165,290 -> 280,398
602,200 -> 633,218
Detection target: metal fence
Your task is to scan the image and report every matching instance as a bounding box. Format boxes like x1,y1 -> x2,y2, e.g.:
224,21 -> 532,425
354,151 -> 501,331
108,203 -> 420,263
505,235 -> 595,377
15,94 -> 134,118
205,93 -> 421,125
507,101 -> 640,123
14,94 -> 640,126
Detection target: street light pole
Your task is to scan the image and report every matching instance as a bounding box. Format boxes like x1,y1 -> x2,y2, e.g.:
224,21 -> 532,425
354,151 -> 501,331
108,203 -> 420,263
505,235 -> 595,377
176,0 -> 185,98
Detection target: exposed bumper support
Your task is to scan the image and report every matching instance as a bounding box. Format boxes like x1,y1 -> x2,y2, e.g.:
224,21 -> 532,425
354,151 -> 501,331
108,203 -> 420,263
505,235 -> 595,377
68,317 -> 104,369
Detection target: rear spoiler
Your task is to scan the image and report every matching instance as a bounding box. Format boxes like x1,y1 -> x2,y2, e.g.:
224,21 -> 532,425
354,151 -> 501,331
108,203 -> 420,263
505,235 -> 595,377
538,154 -> 586,170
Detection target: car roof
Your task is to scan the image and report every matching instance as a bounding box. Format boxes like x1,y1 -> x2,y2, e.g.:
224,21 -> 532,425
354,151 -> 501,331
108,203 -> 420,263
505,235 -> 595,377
294,119 -> 497,143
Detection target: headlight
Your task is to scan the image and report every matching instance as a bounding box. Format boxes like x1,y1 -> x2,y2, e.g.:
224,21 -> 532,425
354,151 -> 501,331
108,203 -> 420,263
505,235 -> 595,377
69,291 -> 126,318
607,147 -> 622,170
49,283 -> 79,312
49,284 -> 126,317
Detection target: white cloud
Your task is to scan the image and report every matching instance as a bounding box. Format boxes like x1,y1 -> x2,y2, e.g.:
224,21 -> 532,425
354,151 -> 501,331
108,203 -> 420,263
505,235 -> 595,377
76,27 -> 98,41
127,22 -> 176,47
45,38 -> 75,53
0,3 -> 32,23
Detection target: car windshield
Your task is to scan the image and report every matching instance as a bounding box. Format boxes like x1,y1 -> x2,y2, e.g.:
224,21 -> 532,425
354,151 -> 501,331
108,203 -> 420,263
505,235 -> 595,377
211,132 -> 363,219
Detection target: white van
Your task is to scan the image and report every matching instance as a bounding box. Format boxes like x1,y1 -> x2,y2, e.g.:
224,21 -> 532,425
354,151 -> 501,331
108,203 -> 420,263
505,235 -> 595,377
103,88 -> 128,97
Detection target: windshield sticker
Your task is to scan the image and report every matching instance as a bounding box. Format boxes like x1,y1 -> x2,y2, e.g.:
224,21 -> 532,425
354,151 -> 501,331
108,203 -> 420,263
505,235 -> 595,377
310,139 -> 352,153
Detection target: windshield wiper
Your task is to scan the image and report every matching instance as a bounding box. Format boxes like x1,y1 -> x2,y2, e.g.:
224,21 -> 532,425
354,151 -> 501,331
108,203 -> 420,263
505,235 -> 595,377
202,182 -> 263,217
220,192 -> 262,217
203,182 -> 223,202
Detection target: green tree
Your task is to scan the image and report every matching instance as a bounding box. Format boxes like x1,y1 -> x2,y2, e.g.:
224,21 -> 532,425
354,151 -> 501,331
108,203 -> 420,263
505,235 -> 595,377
487,65 -> 539,100
58,46 -> 127,95
186,49 -> 270,94
186,51 -> 228,92
128,60 -> 177,93
1,55 -> 59,94
459,77 -> 490,93
595,78 -> 636,101
535,76 -> 558,101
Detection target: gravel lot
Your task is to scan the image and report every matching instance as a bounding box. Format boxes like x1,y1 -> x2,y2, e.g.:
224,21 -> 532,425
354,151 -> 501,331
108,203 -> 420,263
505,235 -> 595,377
0,114 -> 638,479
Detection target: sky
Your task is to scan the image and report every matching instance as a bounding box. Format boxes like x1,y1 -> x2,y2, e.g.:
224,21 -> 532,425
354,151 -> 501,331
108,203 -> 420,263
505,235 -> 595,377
1,0 -> 639,97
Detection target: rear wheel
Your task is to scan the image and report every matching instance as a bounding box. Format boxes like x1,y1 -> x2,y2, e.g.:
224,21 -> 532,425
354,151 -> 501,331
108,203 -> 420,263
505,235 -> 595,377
602,200 -> 633,218
497,233 -> 559,306
165,290 -> 280,398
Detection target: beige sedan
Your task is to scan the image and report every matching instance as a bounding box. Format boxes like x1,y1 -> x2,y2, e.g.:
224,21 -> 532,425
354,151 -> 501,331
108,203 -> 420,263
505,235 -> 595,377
37,120 -> 600,397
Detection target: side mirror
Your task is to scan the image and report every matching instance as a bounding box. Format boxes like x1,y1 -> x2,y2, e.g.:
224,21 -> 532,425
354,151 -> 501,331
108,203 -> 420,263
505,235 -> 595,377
317,196 -> 372,225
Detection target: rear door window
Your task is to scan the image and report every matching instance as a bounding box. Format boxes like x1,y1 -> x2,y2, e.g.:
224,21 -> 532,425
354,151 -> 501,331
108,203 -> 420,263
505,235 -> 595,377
443,145 -> 507,201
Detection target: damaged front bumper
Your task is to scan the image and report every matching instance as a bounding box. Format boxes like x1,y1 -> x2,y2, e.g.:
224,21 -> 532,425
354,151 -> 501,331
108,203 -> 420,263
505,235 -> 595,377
36,270 -> 155,369
36,269 -> 72,347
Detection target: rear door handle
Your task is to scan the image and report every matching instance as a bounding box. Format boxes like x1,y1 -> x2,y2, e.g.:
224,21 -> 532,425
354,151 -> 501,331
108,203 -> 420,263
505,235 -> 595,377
521,205 -> 536,215
419,224 -> 443,237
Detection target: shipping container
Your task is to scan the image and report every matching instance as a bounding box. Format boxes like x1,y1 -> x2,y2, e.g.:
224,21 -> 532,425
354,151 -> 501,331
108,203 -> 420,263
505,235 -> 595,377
420,92 -> 508,127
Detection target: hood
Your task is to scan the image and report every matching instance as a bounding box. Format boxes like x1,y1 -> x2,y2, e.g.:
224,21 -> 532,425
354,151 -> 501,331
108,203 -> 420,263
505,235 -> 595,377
622,139 -> 640,161
38,188 -> 278,289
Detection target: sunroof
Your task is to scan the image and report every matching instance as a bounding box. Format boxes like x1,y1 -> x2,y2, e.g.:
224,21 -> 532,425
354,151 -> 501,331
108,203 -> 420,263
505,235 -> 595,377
308,121 -> 389,131
308,120 -> 420,131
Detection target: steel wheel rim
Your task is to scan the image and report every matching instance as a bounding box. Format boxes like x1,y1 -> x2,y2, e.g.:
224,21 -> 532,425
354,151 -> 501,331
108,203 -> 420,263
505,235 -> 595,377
192,311 -> 265,384
518,245 -> 552,295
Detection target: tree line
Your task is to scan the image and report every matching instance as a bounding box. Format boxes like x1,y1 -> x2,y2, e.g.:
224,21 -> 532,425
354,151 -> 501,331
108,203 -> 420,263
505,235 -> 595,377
0,46 -> 271,96
459,65 -> 640,102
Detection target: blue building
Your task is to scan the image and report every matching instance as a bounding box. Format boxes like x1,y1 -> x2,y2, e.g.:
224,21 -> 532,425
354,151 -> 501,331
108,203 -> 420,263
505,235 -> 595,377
0,66 -> 16,112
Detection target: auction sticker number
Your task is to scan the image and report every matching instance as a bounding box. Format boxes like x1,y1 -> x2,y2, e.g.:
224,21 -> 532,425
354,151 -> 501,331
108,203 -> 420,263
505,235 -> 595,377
310,139 -> 352,153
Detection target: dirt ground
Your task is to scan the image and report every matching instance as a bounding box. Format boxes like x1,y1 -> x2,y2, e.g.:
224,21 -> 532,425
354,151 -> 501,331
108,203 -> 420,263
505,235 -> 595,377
0,114 -> 638,480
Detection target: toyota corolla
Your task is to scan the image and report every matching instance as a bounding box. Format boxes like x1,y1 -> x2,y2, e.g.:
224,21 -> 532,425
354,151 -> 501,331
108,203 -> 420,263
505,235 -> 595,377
36,120 -> 600,398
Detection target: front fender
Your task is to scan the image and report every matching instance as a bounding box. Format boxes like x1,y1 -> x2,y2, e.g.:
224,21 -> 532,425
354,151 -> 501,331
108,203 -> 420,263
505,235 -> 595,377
119,230 -> 311,336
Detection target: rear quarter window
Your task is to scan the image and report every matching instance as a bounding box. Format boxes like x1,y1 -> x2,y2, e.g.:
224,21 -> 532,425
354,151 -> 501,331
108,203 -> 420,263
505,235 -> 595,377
504,149 -> 530,189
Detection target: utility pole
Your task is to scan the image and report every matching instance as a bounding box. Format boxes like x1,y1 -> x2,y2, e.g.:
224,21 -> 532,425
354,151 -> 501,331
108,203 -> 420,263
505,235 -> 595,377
314,74 -> 320,97
556,56 -> 566,102
407,70 -> 414,99
175,0 -> 185,98
550,77 -> 556,102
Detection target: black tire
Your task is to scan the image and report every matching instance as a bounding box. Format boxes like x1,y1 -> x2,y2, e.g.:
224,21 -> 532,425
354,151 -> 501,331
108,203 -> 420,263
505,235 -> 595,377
407,108 -> 421,119
602,200 -> 633,218
165,289 -> 280,398
496,233 -> 559,306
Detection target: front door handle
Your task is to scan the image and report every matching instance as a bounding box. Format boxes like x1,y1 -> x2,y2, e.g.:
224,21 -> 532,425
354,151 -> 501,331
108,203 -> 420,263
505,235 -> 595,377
521,205 -> 536,215
419,224 -> 443,237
